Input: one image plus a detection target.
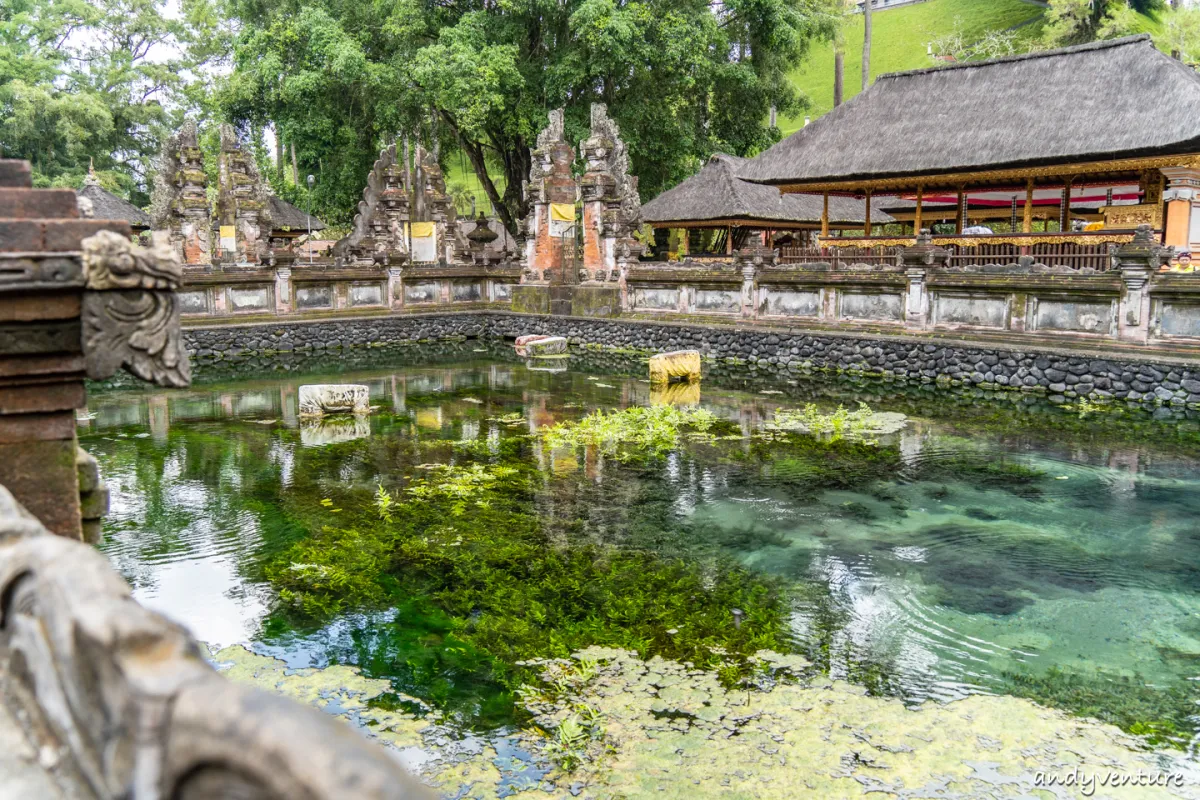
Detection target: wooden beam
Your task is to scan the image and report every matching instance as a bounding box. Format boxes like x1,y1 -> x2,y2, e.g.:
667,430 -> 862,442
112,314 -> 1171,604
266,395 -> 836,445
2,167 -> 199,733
821,191 -> 830,238
864,189 -> 872,236
726,225 -> 733,255
1060,176 -> 1073,232
1023,178 -> 1034,233
770,154 -> 1200,195
914,185 -> 924,232
954,188 -> 964,234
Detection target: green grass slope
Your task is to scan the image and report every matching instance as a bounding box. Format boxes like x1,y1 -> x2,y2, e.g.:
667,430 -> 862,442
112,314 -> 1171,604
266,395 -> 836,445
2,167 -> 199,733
780,0 -> 1046,134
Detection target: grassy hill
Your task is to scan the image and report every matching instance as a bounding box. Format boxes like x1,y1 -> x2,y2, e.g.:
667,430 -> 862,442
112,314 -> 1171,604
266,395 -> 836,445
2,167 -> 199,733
779,0 -> 1047,133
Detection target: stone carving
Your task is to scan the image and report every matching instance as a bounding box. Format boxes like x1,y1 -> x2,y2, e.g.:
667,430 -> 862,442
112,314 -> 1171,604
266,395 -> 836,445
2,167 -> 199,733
216,125 -> 273,265
298,384 -> 371,416
300,416 -> 371,446
149,120 -> 211,266
524,109 -> 578,284
0,483 -> 430,799
579,104 -> 642,282
333,143 -> 410,265
81,230 -> 191,388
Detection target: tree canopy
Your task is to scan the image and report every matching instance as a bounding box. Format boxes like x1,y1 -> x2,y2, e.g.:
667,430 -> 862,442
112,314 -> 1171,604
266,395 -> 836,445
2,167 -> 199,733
217,0 -> 841,232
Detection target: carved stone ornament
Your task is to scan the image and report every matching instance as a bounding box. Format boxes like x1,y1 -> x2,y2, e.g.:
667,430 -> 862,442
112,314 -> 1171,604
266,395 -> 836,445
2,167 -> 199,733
81,230 -> 192,388
0,484 -> 431,800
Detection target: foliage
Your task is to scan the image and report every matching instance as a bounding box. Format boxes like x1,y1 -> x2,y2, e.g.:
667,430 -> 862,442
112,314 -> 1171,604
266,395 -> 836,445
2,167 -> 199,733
543,405 -> 723,460
769,402 -> 904,443
265,458 -> 790,707
0,0 -> 212,203
1003,666 -> 1193,749
1044,0 -> 1162,47
216,0 -> 842,230
1158,6 -> 1200,63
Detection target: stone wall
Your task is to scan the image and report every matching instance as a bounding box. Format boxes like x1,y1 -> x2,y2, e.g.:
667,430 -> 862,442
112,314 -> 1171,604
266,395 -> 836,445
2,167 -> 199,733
182,311 -> 1200,407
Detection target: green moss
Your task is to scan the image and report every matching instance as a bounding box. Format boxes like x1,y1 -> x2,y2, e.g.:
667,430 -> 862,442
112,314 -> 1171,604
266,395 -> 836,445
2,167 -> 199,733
1002,666 -> 1196,750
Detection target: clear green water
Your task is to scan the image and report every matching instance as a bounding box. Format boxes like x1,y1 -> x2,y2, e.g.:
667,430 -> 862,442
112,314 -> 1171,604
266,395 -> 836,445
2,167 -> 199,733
82,343 -> 1200,751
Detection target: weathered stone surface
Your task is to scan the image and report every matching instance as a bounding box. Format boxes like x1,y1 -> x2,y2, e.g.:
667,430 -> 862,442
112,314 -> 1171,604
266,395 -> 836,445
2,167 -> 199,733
522,335 -> 568,357
649,349 -> 701,384
0,484 -> 430,799
298,384 -> 371,416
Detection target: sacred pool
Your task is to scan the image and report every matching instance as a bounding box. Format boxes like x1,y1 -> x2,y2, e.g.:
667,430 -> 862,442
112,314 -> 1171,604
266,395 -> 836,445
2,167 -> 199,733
82,343 -> 1200,797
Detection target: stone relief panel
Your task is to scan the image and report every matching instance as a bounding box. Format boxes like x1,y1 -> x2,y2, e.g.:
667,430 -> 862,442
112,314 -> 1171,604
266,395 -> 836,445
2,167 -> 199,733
632,287 -> 680,311
227,286 -> 272,313
693,288 -> 739,314
758,287 -> 821,318
492,282 -> 514,301
1153,300 -> 1200,339
839,291 -> 903,322
1032,298 -> 1115,335
296,285 -> 334,310
452,281 -> 482,303
177,290 -> 210,315
932,293 -> 1009,329
404,281 -> 439,304
349,283 -> 384,307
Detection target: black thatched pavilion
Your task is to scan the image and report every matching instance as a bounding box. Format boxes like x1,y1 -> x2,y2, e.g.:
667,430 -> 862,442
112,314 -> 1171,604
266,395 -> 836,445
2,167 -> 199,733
739,36 -> 1200,267
641,153 -> 894,258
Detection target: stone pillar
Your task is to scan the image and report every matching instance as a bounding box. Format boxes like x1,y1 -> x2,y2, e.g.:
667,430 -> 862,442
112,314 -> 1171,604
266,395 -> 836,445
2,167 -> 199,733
274,267 -> 292,314
524,110 -> 576,283
899,230 -> 947,331
735,248 -> 772,319
578,104 -> 641,284
387,267 -> 404,309
1116,224 -> 1170,344
215,125 -> 272,266
150,120 -> 211,267
0,159 -> 189,538
1161,167 -> 1200,252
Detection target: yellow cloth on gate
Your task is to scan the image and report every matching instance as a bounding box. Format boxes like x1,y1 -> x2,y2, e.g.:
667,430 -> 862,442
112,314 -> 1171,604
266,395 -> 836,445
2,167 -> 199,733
550,203 -> 575,222
410,221 -> 435,238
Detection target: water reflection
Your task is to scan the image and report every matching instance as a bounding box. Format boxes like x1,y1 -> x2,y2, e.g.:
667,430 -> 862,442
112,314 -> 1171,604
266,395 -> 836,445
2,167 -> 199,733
82,352 -> 1200,747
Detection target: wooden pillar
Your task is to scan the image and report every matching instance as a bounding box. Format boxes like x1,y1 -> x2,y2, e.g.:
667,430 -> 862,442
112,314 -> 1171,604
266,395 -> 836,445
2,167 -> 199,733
864,190 -> 872,236
954,188 -> 965,234
821,191 -> 830,238
726,225 -> 733,255
1060,177 -> 1073,232
1022,179 -> 1034,234
914,185 -> 924,233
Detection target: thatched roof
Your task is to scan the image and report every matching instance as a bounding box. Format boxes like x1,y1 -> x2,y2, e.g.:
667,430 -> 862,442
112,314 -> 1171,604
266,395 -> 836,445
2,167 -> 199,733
78,180 -> 151,230
268,195 -> 326,232
642,153 -> 893,226
739,36 -> 1200,188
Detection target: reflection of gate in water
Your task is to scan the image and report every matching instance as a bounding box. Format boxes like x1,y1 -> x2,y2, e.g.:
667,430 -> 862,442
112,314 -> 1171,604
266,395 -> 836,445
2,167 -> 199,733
557,224 -> 581,285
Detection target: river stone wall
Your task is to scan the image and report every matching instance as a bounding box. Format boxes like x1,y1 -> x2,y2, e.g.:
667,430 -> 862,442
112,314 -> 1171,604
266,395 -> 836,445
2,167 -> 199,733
183,313 -> 1200,407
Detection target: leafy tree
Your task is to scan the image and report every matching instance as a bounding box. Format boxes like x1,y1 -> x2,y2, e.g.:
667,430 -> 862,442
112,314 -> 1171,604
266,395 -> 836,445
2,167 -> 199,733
218,0 -> 841,233
1044,0 -> 1162,47
0,0 -> 197,205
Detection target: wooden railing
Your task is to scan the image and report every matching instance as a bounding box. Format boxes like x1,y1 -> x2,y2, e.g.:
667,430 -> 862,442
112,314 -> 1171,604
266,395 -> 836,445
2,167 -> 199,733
1031,241 -> 1115,272
945,243 -> 1021,268
778,245 -> 902,267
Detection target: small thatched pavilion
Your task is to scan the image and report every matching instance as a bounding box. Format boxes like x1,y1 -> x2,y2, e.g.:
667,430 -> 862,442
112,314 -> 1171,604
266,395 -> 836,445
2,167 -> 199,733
641,153 -> 894,258
739,36 -> 1200,266
267,195 -> 326,244
77,166 -> 152,235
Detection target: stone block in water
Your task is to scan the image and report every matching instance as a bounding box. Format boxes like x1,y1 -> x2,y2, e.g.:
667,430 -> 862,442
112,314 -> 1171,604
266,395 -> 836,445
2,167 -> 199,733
649,350 -> 701,385
298,384 -> 370,417
516,335 -> 568,357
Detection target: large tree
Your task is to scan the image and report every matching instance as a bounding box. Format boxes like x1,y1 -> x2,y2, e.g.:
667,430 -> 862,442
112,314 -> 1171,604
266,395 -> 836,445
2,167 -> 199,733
218,0 -> 840,233
0,0 -> 197,204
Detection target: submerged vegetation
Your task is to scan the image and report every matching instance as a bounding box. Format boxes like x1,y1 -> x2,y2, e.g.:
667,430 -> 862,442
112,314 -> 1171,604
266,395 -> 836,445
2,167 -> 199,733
543,405 -> 724,460
265,450 -> 790,724
769,402 -> 907,442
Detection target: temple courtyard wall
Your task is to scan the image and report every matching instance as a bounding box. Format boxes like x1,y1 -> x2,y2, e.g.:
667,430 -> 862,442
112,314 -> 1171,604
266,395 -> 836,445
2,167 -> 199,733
182,310 -> 1200,408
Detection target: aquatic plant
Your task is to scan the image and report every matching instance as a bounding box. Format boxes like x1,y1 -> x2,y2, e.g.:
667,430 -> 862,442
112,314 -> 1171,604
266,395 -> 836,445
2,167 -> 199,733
769,402 -> 906,443
543,405 -> 722,460
1002,665 -> 1196,750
